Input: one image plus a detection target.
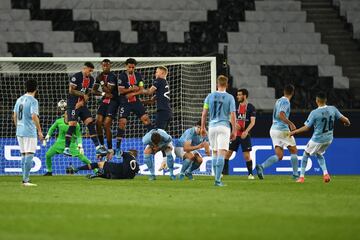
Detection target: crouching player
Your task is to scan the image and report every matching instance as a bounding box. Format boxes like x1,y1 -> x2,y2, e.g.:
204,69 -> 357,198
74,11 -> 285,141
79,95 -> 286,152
43,100 -> 94,175
75,150 -> 139,179
289,92 -> 350,183
175,120 -> 210,180
143,129 -> 175,180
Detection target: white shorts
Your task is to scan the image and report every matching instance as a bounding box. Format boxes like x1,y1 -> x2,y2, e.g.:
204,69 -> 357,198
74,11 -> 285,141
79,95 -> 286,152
174,147 -> 200,159
270,129 -> 296,149
17,137 -> 37,153
305,140 -> 332,156
209,125 -> 230,151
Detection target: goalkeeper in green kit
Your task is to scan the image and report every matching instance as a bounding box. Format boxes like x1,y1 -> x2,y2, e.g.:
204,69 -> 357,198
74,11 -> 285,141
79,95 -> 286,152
43,100 -> 92,176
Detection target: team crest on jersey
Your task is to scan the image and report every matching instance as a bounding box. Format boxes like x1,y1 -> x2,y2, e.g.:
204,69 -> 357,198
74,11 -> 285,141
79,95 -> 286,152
71,77 -> 76,82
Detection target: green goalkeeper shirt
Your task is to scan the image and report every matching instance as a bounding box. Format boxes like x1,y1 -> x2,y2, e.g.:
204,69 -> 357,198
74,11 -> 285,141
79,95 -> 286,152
47,117 -> 82,145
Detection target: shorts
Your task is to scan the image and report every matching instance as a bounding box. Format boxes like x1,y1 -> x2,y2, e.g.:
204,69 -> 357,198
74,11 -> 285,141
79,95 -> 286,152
270,129 -> 296,149
102,162 -> 123,179
208,125 -> 231,151
229,135 -> 252,152
155,110 -> 172,130
67,105 -> 92,122
305,140 -> 332,156
119,100 -> 146,119
97,100 -> 119,118
174,147 -> 200,159
17,136 -> 37,153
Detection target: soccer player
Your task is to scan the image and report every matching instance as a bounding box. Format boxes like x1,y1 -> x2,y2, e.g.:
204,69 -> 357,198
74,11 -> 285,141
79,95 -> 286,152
142,129 -> 175,180
255,84 -> 299,180
64,62 -> 107,157
289,92 -> 350,183
224,88 -> 256,179
116,58 -> 152,157
142,66 -> 172,130
93,59 -> 118,158
175,120 -> 210,180
74,150 -> 139,179
43,100 -> 93,176
201,75 -> 237,187
13,79 -> 44,186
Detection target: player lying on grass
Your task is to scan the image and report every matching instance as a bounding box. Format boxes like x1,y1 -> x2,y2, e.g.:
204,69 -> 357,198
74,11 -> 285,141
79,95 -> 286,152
74,150 -> 139,179
289,92 -> 350,183
143,129 -> 175,180
43,100 -> 94,176
175,120 -> 210,180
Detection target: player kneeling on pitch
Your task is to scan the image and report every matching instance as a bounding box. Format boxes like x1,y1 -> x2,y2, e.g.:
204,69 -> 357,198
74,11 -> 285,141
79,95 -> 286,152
74,150 -> 139,179
43,100 -> 94,176
289,92 -> 350,183
143,129 -> 175,181
175,120 -> 210,180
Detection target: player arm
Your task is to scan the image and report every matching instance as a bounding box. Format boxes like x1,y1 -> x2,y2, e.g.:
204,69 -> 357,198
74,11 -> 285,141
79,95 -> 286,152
201,108 -> 208,136
279,111 -> 296,130
183,141 -> 203,152
244,116 -> 256,134
141,96 -> 156,106
290,125 -> 311,136
69,84 -> 85,97
32,113 -> 43,140
75,124 -> 83,145
230,111 -> 237,136
119,86 -> 135,95
340,116 -> 351,126
12,112 -> 17,126
47,120 -> 59,137
142,86 -> 157,96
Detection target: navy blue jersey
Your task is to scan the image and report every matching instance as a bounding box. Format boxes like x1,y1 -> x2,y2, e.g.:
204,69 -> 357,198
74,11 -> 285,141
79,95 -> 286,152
95,71 -> 118,102
153,78 -> 171,112
68,72 -> 95,107
118,71 -> 144,104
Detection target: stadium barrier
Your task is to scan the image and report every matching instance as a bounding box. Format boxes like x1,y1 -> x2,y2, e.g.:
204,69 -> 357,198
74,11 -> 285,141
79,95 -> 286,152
1,138 -> 358,175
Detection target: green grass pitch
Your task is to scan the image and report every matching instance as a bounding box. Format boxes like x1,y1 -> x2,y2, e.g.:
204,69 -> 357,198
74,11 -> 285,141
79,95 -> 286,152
0,175 -> 359,240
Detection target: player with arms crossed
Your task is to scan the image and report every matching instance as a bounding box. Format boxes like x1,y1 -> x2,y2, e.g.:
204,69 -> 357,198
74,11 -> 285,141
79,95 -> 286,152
13,79 -> 44,186
93,59 -> 119,158
43,100 -> 94,176
255,84 -> 299,180
116,58 -> 152,157
201,75 -> 237,187
143,66 -> 172,130
224,88 -> 256,179
64,62 -> 107,157
142,129 -> 175,180
175,120 -> 210,180
74,150 -> 139,180
289,92 -> 350,183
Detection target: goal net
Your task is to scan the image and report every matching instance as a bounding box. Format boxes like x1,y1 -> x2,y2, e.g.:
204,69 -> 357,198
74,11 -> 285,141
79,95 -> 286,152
0,57 -> 216,176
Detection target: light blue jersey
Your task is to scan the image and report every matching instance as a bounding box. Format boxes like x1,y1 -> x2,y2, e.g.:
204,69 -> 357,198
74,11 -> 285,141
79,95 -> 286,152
176,127 -> 206,147
271,96 -> 291,131
142,129 -> 172,149
13,94 -> 39,138
204,91 -> 236,128
304,105 -> 343,143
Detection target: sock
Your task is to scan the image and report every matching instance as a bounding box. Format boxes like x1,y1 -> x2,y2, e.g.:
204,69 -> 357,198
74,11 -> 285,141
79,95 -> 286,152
144,154 -> 154,176
246,160 -> 253,175
300,152 -> 309,177
212,155 -> 217,178
215,155 -> 225,183
145,123 -> 153,132
187,161 -> 201,173
116,128 -> 125,149
45,154 -> 52,172
23,154 -> 34,182
261,155 -> 279,169
316,154 -> 328,175
222,159 -> 229,175
166,153 -> 174,176
98,134 -> 104,145
88,123 -> 99,147
180,159 -> 191,174
291,154 -> 299,176
21,155 -> 25,177
65,125 -> 76,147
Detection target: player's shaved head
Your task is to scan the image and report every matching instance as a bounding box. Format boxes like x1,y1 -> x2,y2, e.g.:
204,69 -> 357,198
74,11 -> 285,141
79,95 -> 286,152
25,79 -> 37,93
217,75 -> 228,87
128,149 -> 138,158
316,91 -> 327,104
151,132 -> 161,145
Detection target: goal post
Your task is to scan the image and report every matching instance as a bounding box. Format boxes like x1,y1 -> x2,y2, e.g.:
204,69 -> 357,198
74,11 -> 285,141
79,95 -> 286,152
0,57 -> 216,175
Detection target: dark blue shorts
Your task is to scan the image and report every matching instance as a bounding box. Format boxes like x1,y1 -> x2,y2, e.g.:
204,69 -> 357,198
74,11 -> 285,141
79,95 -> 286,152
119,100 -> 146,119
229,135 -> 252,152
155,110 -> 172,131
67,105 -> 92,122
97,100 -> 119,118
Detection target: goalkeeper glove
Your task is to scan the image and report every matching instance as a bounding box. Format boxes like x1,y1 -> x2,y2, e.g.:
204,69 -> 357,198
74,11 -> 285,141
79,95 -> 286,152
42,135 -> 50,147
78,144 -> 84,155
